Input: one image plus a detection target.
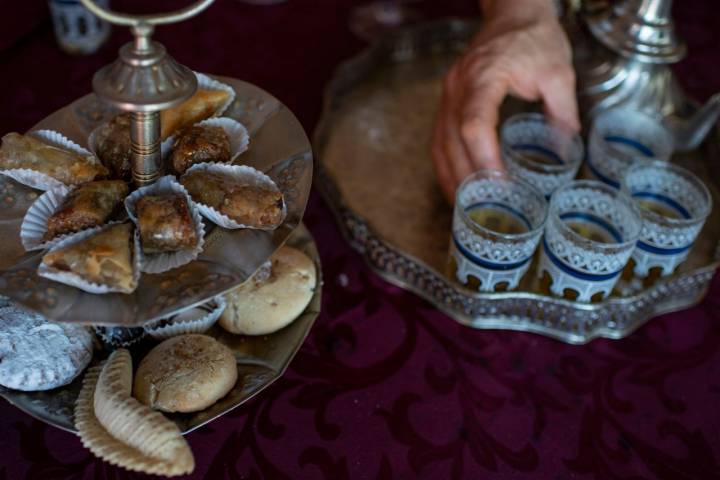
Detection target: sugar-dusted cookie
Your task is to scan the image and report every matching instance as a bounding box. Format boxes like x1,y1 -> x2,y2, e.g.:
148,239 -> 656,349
133,334 -> 237,413
0,305 -> 93,391
219,246 -> 316,335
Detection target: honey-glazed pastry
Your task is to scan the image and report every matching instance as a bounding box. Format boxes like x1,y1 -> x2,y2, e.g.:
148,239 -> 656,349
220,246 -> 316,335
95,114 -> 132,181
136,194 -> 199,253
170,125 -> 231,174
44,180 -> 128,241
41,223 -> 137,293
160,90 -> 231,139
133,334 -> 237,413
0,132 -> 108,185
180,170 -> 284,228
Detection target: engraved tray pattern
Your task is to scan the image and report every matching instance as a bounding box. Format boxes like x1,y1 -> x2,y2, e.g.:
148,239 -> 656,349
314,20 -> 720,345
0,223 -> 322,435
0,75 -> 313,327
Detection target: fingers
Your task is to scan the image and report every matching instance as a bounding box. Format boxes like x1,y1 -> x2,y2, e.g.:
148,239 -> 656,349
538,68 -> 580,133
458,78 -> 508,171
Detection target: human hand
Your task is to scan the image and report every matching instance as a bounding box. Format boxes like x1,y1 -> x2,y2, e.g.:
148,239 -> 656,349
432,0 -> 580,203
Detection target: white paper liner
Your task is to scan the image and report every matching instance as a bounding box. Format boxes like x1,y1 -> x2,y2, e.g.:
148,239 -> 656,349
124,175 -> 206,274
181,162 -> 287,230
20,185 -> 72,251
144,296 -> 226,340
163,117 -> 250,169
37,221 -> 142,294
0,130 -> 100,191
195,72 -> 235,116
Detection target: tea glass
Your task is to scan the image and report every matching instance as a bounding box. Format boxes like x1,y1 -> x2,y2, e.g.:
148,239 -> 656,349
538,180 -> 642,302
501,113 -> 584,197
586,108 -> 673,188
450,169 -> 548,292
622,160 -> 712,277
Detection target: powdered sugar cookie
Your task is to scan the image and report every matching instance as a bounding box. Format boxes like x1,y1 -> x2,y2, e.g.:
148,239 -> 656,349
0,306 -> 94,391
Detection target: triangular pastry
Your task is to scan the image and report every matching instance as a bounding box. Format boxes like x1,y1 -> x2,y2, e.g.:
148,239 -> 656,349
42,223 -> 136,293
160,89 -> 231,139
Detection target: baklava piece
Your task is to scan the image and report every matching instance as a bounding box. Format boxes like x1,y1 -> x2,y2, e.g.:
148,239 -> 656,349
42,223 -> 136,293
0,132 -> 108,185
44,180 -> 129,241
136,194 -> 199,254
181,171 -> 284,228
95,114 -> 132,181
170,125 -> 231,174
160,90 -> 231,139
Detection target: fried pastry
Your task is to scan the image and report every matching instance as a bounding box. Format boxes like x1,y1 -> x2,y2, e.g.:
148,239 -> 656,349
180,171 -> 284,228
44,180 -> 129,241
160,90 -> 231,139
0,132 -> 108,185
170,125 -> 231,174
95,114 -> 132,181
42,223 -> 136,293
136,194 -> 198,254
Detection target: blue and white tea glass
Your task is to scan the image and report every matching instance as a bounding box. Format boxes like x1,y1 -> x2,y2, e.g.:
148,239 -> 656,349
450,169 -> 548,292
538,180 -> 641,302
48,0 -> 110,55
622,161 -> 712,277
586,108 -> 673,188
501,113 -> 584,197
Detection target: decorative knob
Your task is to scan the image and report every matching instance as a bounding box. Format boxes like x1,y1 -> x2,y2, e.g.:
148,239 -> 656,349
79,0 -> 215,185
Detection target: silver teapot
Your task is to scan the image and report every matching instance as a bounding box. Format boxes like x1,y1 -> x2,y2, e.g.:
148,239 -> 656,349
573,0 -> 720,152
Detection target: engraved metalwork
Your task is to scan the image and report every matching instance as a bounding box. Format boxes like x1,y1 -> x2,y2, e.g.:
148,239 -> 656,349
314,19 -> 720,344
0,75 -> 313,326
576,0 -> 720,151
0,224 -> 322,434
80,0 -> 212,186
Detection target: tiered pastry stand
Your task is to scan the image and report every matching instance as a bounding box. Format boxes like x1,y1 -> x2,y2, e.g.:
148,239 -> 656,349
0,1 -> 320,433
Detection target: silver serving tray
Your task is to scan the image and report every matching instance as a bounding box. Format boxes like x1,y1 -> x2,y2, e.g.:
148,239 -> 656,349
0,223 -> 321,434
0,75 -> 313,326
315,20 -> 720,344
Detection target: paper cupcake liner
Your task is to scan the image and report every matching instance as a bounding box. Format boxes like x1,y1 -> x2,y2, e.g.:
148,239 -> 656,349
0,130 -> 99,191
181,162 -> 287,230
124,175 -> 206,274
94,326 -> 147,349
144,296 -> 226,340
37,221 -> 142,294
163,117 -> 250,168
20,184 -> 72,251
195,72 -> 235,116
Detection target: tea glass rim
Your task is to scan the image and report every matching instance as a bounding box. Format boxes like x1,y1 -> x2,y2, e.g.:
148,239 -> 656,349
621,159 -> 712,228
589,108 -> 674,163
455,169 -> 548,242
549,179 -> 642,251
501,112 -> 584,175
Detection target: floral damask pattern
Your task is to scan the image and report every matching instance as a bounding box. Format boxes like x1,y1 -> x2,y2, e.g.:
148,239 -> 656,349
1,0 -> 720,478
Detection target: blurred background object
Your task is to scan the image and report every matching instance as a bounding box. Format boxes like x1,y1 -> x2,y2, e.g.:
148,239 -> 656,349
48,0 -> 110,54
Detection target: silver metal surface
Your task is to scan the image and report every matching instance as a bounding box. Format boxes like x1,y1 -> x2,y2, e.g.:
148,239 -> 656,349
0,75 -> 313,327
83,0 -> 212,186
314,19 -> 720,345
0,223 -> 322,435
577,0 -> 720,151
130,111 -> 162,185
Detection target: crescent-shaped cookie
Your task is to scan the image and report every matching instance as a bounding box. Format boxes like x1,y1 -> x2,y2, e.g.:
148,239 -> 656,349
75,350 -> 194,476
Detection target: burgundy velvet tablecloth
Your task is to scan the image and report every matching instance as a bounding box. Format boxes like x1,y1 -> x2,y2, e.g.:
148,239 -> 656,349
0,0 -> 719,478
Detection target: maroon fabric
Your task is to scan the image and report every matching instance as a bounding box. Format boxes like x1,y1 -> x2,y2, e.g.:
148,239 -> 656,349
0,1 -> 719,478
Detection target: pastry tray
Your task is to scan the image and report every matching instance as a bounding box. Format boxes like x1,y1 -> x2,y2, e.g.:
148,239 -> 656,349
314,20 -> 720,344
0,223 -> 322,434
0,75 -> 313,326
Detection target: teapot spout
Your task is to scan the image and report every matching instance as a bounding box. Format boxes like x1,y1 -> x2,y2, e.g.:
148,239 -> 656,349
667,92 -> 720,152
